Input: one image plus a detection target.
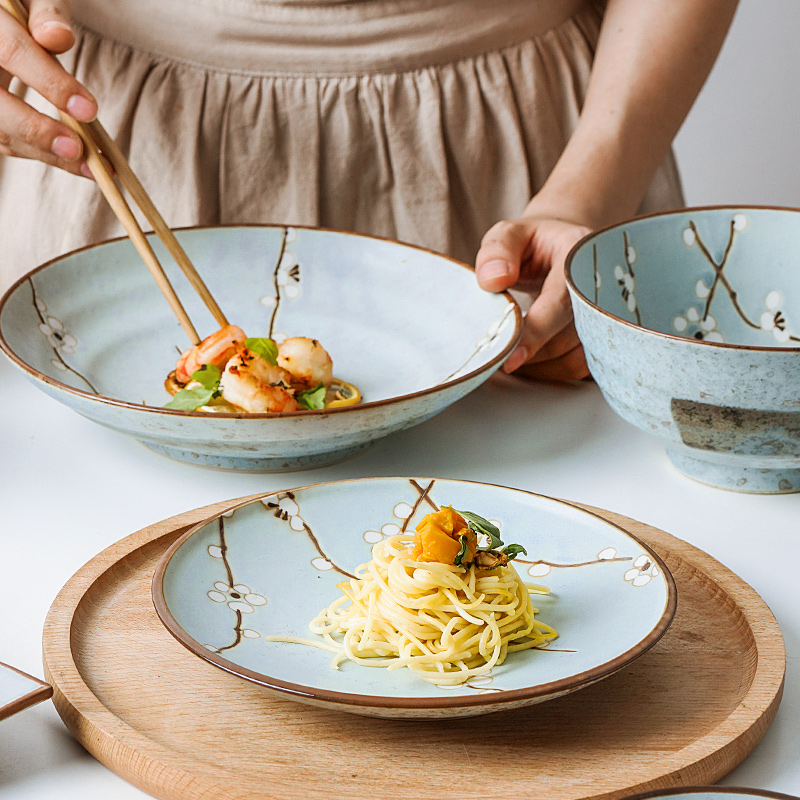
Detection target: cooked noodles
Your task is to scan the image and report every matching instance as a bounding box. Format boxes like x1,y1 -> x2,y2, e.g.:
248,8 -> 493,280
266,533 -> 557,686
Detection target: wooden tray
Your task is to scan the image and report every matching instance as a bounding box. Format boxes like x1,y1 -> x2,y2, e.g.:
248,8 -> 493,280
42,497 -> 785,800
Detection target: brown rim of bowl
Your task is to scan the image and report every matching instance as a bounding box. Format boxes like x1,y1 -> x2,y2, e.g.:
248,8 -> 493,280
151,476 -> 678,712
0,223 -> 523,419
564,204 -> 800,353
622,788 -> 800,800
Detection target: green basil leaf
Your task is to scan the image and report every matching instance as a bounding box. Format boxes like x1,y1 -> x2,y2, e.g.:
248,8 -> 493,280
164,386 -> 216,410
453,534 -> 469,567
190,364 -> 222,390
500,543 -> 527,561
297,382 -> 327,410
245,337 -> 278,365
456,510 -> 503,550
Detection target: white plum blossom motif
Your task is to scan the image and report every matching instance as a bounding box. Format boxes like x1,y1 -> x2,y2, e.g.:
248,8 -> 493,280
759,291 -> 797,344
262,492 -> 355,577
732,213 -> 748,232
672,306 -> 724,342
694,278 -> 711,300
262,493 -> 306,532
475,305 -> 515,351
528,563 -> 551,578
363,501 -> 419,543
435,673 -> 498,693
207,582 -> 267,613
624,555 -> 660,587
614,264 -> 637,315
39,315 -> 78,354
444,304 -> 515,381
204,628 -> 261,652
260,245 -> 301,307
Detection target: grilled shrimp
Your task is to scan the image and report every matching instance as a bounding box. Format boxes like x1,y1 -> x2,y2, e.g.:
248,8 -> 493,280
277,337 -> 333,390
175,324 -> 247,384
219,347 -> 300,413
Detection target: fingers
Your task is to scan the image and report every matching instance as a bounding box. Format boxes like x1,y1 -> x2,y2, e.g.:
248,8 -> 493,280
0,8 -> 95,120
0,85 -> 86,174
475,219 -> 533,292
515,343 -> 590,382
28,0 -> 75,54
527,322 -> 581,363
503,268 -> 574,373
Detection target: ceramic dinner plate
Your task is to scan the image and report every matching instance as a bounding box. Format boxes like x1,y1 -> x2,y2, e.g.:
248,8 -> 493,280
624,789 -> 800,800
153,478 -> 677,719
0,661 -> 52,721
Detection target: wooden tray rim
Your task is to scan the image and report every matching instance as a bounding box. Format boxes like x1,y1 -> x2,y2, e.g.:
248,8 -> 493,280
42,495 -> 787,800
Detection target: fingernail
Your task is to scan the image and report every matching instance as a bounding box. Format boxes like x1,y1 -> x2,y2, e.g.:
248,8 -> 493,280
40,20 -> 73,34
66,94 -> 97,122
80,162 -> 94,180
503,345 -> 528,373
478,260 -> 512,283
51,135 -> 81,160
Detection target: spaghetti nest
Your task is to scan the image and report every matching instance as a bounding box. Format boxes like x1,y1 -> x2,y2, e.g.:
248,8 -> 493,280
305,534 -> 557,686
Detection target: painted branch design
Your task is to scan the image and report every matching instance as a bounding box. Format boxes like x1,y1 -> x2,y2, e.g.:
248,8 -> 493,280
263,492 -> 356,579
442,304 -> 515,382
29,279 -> 99,394
207,515 -> 266,654
267,227 -> 289,337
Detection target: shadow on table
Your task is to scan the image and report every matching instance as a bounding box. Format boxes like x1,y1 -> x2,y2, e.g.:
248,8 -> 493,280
0,704 -> 90,791
336,374 -> 605,480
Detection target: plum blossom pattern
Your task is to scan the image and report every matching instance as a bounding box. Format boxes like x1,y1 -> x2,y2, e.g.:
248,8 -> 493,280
444,303 -> 516,381
620,213 -> 798,346
203,513 -> 270,654
672,306 -> 724,342
624,554 -> 660,587
611,232 -> 642,325
262,492 -> 355,577
39,315 -> 78,355
522,545 -> 635,581
207,582 -> 267,614
260,227 -> 302,335
363,501 -> 413,544
28,279 -> 98,393
759,291 -> 800,344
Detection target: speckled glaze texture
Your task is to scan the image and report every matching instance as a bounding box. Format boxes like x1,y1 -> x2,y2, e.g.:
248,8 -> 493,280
0,225 -> 520,471
567,207 -> 800,493
152,477 -> 676,720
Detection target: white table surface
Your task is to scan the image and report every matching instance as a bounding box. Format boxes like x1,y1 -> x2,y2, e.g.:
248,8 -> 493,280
1,353 -> 798,800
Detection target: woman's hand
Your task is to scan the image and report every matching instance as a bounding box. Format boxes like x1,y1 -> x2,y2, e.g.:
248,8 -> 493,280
0,0 -> 96,176
475,216 -> 591,382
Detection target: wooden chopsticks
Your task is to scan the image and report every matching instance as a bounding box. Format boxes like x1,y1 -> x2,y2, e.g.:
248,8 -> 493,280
0,0 -> 228,346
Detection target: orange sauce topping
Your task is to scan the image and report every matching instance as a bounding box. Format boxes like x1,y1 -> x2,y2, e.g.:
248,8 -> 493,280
408,507 -> 477,566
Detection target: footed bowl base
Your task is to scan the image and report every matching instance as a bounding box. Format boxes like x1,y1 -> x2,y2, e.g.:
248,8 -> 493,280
142,440 -> 374,472
666,447 -> 800,494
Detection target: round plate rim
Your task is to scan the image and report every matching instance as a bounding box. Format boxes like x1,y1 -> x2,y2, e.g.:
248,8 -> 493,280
622,787 -> 800,800
0,223 -> 522,419
151,476 -> 678,711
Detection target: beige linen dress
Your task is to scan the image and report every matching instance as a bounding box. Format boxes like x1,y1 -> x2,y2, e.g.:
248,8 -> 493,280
0,0 -> 683,290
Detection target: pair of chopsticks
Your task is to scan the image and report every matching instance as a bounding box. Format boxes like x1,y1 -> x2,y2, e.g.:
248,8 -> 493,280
0,0 -> 226,345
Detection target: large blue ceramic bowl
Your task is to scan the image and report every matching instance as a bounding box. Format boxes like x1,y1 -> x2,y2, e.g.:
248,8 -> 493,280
567,207 -> 800,494
0,225 -> 520,470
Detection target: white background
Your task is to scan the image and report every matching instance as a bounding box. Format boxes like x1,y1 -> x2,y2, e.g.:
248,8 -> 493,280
674,0 -> 800,208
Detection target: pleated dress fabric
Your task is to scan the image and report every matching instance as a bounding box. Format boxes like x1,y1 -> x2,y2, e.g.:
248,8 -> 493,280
0,0 -> 684,290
